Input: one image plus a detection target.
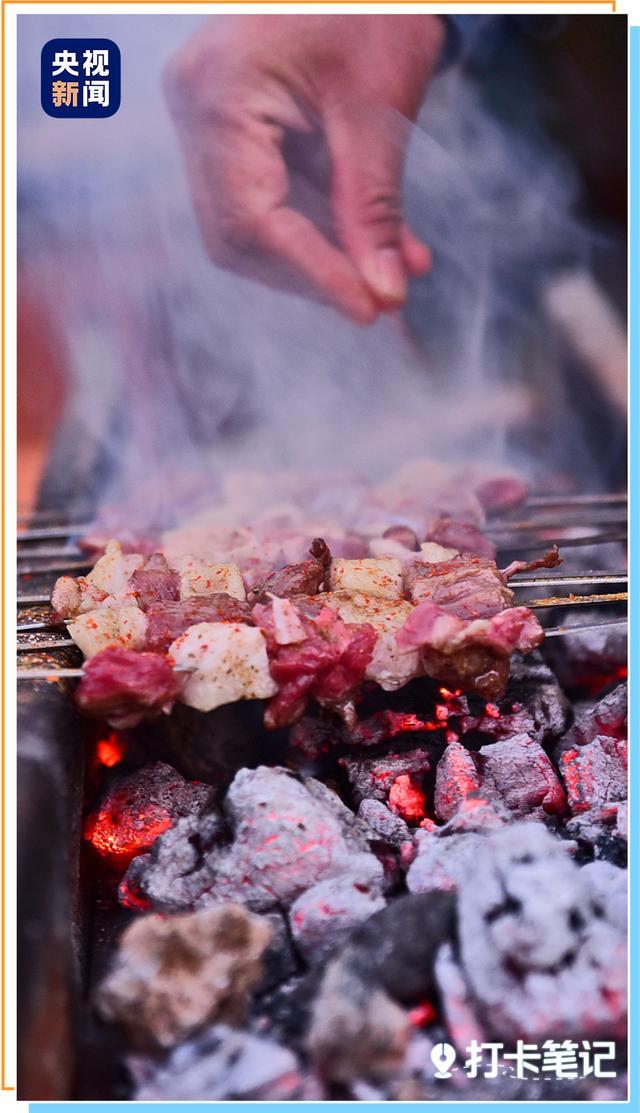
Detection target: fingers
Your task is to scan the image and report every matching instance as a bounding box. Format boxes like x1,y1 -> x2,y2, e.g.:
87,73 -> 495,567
326,104 -> 431,309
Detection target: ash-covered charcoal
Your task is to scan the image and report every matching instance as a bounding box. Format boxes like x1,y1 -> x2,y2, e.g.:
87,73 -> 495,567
565,805 -> 627,866
341,749 -> 431,809
125,766 -> 383,915
454,822 -> 627,1042
289,877 -> 386,964
120,812 -> 225,913
130,1024 -> 309,1101
96,904 -> 272,1050
434,941 -> 486,1052
558,683 -> 627,755
357,798 -> 412,847
407,828 -> 486,895
616,800 -> 628,840
346,891 -> 457,1005
478,733 -> 566,819
437,792 -> 510,834
434,742 -> 481,822
84,761 -> 213,868
558,735 -> 627,814
306,956 -> 411,1083
581,860 -> 627,933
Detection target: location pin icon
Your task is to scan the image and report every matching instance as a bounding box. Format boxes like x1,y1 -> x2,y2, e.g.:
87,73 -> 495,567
431,1042 -> 457,1079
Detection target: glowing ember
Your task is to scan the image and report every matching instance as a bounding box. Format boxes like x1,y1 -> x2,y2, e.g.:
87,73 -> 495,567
84,762 -> 212,867
388,774 -> 426,823
408,1001 -> 436,1027
96,733 -> 127,768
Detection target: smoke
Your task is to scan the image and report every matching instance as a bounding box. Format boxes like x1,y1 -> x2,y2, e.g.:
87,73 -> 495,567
17,15 -> 626,529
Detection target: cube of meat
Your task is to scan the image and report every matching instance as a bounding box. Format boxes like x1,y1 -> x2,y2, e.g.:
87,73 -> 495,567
86,540 -> 144,597
68,603 -> 148,658
168,622 -> 277,712
366,632 -> 421,692
171,556 -> 246,601
329,557 -> 404,600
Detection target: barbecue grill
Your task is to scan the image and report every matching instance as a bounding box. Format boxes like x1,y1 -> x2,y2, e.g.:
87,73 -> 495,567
16,491 -> 628,1099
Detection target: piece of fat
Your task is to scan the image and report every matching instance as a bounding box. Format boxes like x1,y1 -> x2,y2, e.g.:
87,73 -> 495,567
321,591 -> 413,635
419,542 -> 459,563
366,631 -> 421,691
329,557 -> 404,600
169,622 -> 277,712
68,604 -> 148,658
172,556 -> 246,601
86,540 -> 145,597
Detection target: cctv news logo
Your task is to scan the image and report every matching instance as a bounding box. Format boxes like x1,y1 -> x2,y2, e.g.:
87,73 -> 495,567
41,39 -> 121,118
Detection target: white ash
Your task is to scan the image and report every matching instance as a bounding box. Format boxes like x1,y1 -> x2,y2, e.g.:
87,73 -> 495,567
289,877 -> 386,965
130,1024 -> 308,1101
407,829 -> 487,895
357,797 -> 412,847
454,821 -> 627,1041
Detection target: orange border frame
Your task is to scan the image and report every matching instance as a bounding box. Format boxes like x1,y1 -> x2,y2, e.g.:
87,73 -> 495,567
0,0 -> 619,1096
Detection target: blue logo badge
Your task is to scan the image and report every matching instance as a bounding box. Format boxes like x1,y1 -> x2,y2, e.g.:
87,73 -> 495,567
41,39 -> 120,118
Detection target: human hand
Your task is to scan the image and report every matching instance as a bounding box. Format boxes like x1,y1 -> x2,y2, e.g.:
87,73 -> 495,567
165,15 -> 446,323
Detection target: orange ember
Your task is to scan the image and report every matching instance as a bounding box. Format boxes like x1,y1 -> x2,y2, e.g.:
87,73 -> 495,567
84,804 -> 172,865
388,773 -> 426,823
408,1001 -> 436,1027
96,733 -> 127,768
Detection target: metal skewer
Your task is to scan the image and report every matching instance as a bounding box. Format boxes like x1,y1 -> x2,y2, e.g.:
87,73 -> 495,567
543,617 -> 628,638
523,591 -> 628,609
511,571 -> 627,588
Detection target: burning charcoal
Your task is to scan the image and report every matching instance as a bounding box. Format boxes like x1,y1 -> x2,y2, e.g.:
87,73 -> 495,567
120,812 -> 225,913
434,742 -> 481,822
307,956 -> 410,1082
289,877 -> 386,964
357,798 -> 411,847
616,801 -> 628,840
478,734 -> 566,819
406,829 -> 486,895
342,749 -> 431,807
347,891 -> 457,1005
130,1024 -> 306,1101
558,735 -> 627,814
438,792 -> 510,834
558,682 -> 627,755
96,904 -> 272,1049
542,614 -> 627,695
289,716 -> 340,762
85,762 -> 213,868
497,653 -> 570,744
455,822 -> 627,1041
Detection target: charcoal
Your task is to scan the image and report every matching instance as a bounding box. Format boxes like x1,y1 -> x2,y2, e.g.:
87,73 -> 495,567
433,942 -> 486,1052
346,891 -> 457,1005
407,829 -> 486,895
580,860 -> 627,933
498,653 -> 569,743
357,798 -> 412,847
307,955 -> 411,1082
84,762 -> 214,867
96,904 -> 272,1049
456,822 -> 627,1041
478,734 -> 566,819
289,877 -> 386,964
542,615 -> 627,695
120,812 -> 225,913
206,767 -> 384,912
558,735 -> 627,814
342,749 -> 431,806
434,743 -> 481,822
566,808 -> 628,867
558,683 -> 627,756
130,1024 -> 307,1100
438,792 -> 510,834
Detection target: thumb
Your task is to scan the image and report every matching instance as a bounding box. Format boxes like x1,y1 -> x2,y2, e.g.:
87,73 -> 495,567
326,104 -> 426,306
